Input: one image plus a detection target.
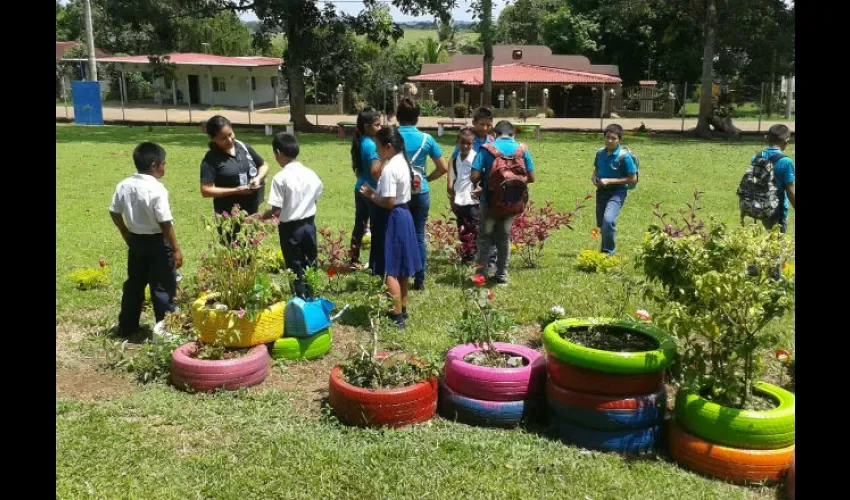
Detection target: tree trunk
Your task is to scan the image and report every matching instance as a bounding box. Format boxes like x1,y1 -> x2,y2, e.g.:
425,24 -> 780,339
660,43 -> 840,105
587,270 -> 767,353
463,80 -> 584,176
766,48 -> 777,116
695,0 -> 717,137
286,61 -> 320,131
481,0 -> 493,108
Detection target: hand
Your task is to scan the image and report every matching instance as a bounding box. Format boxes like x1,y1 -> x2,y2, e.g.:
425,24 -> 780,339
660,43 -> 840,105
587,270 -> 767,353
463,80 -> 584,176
249,177 -> 263,190
597,178 -> 609,188
173,249 -> 184,270
233,185 -> 252,194
447,188 -> 454,201
591,175 -> 600,187
359,184 -> 375,199
122,233 -> 131,246
471,185 -> 482,200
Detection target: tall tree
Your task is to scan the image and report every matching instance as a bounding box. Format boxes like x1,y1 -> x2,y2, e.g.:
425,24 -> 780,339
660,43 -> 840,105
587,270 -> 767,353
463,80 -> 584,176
478,0 -> 493,108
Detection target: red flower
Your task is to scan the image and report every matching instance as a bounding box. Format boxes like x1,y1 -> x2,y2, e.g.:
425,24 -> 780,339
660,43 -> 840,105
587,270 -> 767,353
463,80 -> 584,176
472,274 -> 486,287
99,258 -> 106,268
487,289 -> 494,300
327,266 -> 337,278
591,228 -> 600,240
776,349 -> 791,363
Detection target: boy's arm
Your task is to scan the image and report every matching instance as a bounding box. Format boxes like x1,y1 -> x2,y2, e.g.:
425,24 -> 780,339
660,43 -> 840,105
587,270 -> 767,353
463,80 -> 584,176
524,149 -> 536,184
369,159 -> 383,181
426,137 -> 447,182
109,211 -> 131,245
159,221 -> 183,270
446,155 -> 455,199
599,154 -> 637,186
786,183 -> 795,210
260,205 -> 282,220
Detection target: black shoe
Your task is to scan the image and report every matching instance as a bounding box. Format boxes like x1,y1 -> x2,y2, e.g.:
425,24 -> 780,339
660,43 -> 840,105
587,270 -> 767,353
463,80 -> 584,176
494,276 -> 509,286
389,313 -> 406,329
413,281 -> 425,291
402,307 -> 408,320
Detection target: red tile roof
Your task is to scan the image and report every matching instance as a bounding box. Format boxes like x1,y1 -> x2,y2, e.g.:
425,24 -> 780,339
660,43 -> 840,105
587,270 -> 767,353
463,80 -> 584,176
96,53 -> 281,68
56,41 -> 111,60
409,63 -> 622,85
639,80 -> 658,85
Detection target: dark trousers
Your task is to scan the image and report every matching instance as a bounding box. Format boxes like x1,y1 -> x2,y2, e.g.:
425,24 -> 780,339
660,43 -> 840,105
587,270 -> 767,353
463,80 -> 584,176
349,192 -> 371,264
279,216 -> 318,298
409,192 -> 431,285
118,233 -> 176,334
453,203 -> 497,268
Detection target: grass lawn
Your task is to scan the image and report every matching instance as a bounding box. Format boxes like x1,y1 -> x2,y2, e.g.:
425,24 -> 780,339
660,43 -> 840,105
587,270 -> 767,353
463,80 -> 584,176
682,101 -> 795,122
56,124 -> 794,499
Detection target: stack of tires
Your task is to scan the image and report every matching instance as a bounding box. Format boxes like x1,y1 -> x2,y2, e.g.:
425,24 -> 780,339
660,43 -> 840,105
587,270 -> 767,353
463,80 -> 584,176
439,342 -> 546,428
269,328 -> 332,361
669,382 -> 795,483
270,297 -> 334,361
542,318 -> 676,454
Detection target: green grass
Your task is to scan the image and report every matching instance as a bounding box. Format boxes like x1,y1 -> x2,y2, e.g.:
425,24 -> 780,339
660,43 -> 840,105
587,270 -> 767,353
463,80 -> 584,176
56,124 -> 793,499
682,101 -> 795,122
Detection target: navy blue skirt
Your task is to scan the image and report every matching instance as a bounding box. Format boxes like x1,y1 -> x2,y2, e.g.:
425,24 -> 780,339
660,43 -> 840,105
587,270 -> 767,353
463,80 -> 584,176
383,204 -> 422,278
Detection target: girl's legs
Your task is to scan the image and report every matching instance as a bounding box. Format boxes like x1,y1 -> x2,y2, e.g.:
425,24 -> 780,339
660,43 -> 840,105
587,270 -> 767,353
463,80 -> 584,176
385,275 -> 402,314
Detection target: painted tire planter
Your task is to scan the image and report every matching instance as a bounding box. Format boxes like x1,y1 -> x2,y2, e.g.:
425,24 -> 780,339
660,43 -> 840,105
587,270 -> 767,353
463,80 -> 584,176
439,379 -> 539,428
669,420 -> 794,483
547,354 -> 664,396
192,292 -> 284,348
444,342 -> 546,402
675,382 -> 795,450
542,318 -> 676,374
270,328 -> 332,361
328,365 -> 438,428
552,416 -> 661,455
546,379 -> 666,431
787,454 -> 795,500
170,342 -> 270,392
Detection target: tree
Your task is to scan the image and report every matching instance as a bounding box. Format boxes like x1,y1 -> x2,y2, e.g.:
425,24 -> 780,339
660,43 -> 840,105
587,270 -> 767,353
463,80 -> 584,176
494,0 -> 559,45
422,37 -> 450,64
478,0 -> 493,108
539,4 -> 600,55
176,11 -> 257,55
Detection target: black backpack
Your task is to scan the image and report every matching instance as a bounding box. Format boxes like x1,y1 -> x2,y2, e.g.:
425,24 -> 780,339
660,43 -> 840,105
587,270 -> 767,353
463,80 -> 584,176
737,152 -> 785,221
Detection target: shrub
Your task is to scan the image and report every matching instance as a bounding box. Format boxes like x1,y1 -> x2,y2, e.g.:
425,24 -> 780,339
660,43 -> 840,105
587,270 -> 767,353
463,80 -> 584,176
454,102 -> 469,118
419,100 -> 442,117
575,249 -> 622,273
510,197 -> 591,268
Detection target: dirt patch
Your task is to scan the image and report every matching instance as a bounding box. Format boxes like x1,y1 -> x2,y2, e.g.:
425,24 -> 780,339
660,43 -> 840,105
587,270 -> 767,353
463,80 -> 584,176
559,325 -> 657,352
56,323 -> 135,401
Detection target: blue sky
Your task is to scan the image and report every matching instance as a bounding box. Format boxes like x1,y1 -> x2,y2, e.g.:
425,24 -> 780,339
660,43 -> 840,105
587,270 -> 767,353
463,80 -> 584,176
238,1 -> 508,23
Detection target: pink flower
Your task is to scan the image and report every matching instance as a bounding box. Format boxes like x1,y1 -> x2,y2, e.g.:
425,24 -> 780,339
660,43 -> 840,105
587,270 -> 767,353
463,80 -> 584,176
232,241 -> 239,247
487,289 -> 494,300
222,211 -> 230,217
200,252 -> 207,260
272,216 -> 279,225
236,308 -> 246,319
258,232 -> 266,239
252,239 -> 260,246
233,204 -> 241,210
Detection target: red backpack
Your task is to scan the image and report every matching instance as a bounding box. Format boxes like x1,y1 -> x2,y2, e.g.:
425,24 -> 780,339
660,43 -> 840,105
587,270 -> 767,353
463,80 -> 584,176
482,142 -> 530,217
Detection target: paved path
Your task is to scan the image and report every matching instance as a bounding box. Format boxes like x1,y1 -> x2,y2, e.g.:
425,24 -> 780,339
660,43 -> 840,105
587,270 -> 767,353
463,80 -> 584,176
56,104 -> 795,133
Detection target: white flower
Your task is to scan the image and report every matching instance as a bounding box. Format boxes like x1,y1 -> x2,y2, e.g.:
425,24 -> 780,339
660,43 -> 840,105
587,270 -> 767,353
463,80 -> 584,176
551,305 -> 565,316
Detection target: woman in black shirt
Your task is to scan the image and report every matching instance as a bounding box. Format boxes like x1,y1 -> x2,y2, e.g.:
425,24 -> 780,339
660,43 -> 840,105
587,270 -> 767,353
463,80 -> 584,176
199,115 -> 269,216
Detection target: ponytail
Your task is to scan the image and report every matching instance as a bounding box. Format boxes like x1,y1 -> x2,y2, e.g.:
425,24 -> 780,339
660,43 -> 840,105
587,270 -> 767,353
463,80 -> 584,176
351,107 -> 381,175
375,126 -> 415,193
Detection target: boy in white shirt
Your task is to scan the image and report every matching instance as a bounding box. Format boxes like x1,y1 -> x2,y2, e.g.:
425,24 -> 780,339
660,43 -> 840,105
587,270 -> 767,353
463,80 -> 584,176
446,127 -> 482,263
260,133 -> 324,298
109,142 -> 183,337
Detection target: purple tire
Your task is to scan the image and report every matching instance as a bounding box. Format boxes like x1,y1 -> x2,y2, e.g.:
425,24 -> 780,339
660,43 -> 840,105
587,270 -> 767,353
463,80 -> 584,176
171,342 -> 270,392
444,342 -> 546,402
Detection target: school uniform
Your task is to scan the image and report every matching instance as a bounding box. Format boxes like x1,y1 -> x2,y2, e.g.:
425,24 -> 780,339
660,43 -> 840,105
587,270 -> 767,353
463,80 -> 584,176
268,161 -> 323,298
351,135 -> 380,264
200,139 -> 266,215
451,149 -> 482,262
109,173 -> 177,334
376,153 -> 422,278
594,145 -> 637,255
452,133 -> 497,268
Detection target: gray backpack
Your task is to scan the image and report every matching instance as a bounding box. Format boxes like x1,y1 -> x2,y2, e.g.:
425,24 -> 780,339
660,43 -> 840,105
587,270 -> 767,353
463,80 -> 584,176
737,152 -> 785,220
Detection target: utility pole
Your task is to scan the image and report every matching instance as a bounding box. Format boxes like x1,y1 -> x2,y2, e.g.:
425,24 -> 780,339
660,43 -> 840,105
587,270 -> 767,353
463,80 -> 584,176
84,0 -> 97,81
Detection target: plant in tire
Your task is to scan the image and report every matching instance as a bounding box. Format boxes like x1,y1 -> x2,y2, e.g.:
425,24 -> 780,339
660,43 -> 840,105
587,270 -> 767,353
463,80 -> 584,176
639,191 -> 795,409
449,273 -> 516,367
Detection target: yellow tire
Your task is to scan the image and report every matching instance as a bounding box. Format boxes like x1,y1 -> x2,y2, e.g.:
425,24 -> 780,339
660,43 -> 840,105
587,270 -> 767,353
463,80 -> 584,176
192,292 -> 284,348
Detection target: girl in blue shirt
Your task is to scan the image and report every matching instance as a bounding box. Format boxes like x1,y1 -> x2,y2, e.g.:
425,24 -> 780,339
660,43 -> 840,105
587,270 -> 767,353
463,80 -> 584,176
349,108 -> 383,267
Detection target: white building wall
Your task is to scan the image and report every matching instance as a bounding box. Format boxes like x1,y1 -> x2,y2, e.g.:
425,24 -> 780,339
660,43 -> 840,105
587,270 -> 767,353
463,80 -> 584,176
170,65 -> 279,108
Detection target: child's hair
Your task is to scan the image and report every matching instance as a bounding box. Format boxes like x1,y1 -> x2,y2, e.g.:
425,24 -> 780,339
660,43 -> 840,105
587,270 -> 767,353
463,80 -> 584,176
351,107 -> 382,174
396,97 -> 420,125
206,115 -> 232,149
472,107 -> 494,122
375,126 -> 415,193
133,142 -> 166,173
493,120 -> 514,137
766,124 -> 791,145
272,132 -> 299,159
457,126 -> 475,142
604,123 -> 624,139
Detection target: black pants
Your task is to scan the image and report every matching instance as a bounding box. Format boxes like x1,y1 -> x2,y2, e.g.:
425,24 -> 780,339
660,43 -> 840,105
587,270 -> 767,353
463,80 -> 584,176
349,192 -> 371,264
118,233 -> 176,334
453,203 -> 497,267
279,216 -> 318,298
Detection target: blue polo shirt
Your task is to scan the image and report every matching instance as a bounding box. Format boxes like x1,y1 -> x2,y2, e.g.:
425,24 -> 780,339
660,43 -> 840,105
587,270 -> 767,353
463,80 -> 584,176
354,136 -> 380,191
751,146 -> 795,218
471,136 -> 535,204
594,145 -> 637,192
398,125 -> 443,194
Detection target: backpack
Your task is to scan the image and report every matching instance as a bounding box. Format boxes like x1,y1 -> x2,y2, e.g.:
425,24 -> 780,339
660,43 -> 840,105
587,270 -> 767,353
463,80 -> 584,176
482,143 -> 530,217
595,147 -> 640,190
409,134 -> 429,194
737,152 -> 785,221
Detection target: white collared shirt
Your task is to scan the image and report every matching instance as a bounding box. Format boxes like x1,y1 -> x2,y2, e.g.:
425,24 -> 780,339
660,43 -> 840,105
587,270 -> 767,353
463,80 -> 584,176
109,173 -> 173,234
376,153 -> 412,205
453,149 -> 477,206
267,161 -> 324,222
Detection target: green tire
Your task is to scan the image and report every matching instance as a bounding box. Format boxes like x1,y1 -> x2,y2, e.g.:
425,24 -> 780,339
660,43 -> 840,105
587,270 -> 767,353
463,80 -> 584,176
675,381 -> 795,450
541,318 -> 676,374
270,328 -> 332,361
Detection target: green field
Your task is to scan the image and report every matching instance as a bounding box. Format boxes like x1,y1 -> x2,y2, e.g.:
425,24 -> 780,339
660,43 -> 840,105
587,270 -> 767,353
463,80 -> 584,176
56,124 -> 794,499
682,101 -> 795,122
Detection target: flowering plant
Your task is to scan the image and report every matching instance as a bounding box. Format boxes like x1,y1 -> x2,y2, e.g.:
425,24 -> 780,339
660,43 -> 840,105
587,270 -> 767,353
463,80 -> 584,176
449,272 -> 515,366
317,226 -> 351,291
197,206 -> 285,320
426,212 -> 479,286
510,197 -> 591,268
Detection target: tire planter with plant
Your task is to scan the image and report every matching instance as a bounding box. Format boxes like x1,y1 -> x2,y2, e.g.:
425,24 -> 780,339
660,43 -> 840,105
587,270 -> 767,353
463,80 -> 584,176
270,328 -> 333,361
328,362 -> 438,428
170,342 -> 270,392
439,379 -> 539,428
669,381 -> 795,482
668,419 -> 795,483
542,318 -> 675,454
192,292 -> 285,348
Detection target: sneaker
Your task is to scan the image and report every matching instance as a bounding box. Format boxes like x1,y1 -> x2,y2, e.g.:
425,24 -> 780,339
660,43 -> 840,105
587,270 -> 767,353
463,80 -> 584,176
389,313 -> 406,329
413,281 -> 425,291
402,307 -> 408,320
494,276 -> 509,286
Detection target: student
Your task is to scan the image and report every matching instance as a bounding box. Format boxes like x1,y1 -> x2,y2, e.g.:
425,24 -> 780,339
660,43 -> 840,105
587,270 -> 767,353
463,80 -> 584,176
751,124 -> 796,233
109,142 -> 183,337
395,97 -> 448,291
591,124 -> 637,255
260,133 -> 324,299
359,127 -> 422,328
349,107 -> 383,267
447,107 -> 496,268
471,120 -> 536,285
446,127 -> 482,263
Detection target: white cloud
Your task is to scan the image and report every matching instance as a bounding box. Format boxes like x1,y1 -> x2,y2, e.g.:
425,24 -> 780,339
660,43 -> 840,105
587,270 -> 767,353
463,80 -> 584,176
239,1 -> 509,23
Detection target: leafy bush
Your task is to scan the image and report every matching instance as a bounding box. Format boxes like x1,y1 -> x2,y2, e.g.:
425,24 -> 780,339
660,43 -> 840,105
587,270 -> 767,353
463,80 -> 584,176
575,249 -> 622,273
419,100 -> 442,117
538,305 -> 566,329
454,102 -> 469,118
510,197 -> 591,268
68,259 -> 110,290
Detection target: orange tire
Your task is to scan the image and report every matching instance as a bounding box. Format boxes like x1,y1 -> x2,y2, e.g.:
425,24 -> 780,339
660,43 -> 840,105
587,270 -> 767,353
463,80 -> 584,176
787,454 -> 795,500
669,420 -> 794,483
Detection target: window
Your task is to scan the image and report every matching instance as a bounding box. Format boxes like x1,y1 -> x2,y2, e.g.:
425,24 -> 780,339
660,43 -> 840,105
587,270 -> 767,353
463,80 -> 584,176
251,76 -> 256,91
213,77 -> 226,92
271,76 -> 278,89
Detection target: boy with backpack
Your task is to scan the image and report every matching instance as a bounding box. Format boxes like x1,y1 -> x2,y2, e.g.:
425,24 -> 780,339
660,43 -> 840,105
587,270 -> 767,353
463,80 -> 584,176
591,123 -> 638,255
470,120 -> 536,285
737,124 -> 796,233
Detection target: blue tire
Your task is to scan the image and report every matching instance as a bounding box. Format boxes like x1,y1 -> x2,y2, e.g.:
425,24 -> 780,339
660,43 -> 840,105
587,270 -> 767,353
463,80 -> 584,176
552,416 -> 661,454
439,379 -> 539,428
548,400 -> 664,430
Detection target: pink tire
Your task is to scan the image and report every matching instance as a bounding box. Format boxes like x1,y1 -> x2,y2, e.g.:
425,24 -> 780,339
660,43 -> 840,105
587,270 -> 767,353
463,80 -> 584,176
171,342 -> 270,392
444,342 -> 546,401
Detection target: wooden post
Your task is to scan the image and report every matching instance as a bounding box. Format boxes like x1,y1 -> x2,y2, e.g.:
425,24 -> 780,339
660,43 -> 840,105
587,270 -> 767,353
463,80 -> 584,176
119,68 -> 127,123
187,75 -> 193,123
450,81 -> 455,118
247,69 -> 254,125
681,82 -> 687,133
172,78 -> 178,106
208,67 -> 214,107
